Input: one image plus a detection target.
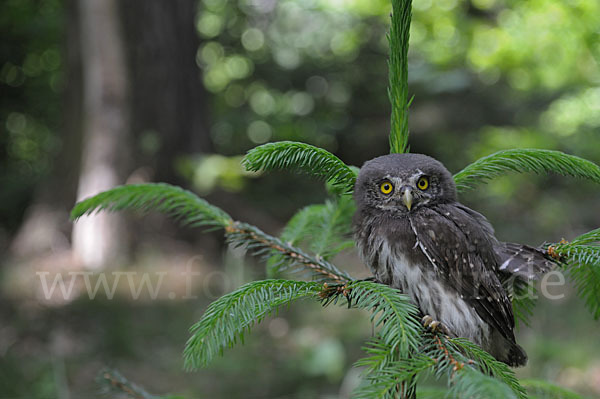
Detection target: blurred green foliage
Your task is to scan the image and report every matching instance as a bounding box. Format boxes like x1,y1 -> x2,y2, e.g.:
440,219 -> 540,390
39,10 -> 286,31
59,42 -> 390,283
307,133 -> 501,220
0,0 -> 63,230
195,0 -> 600,154
2,0 -> 600,396
188,0 -> 600,245
3,0 -> 599,229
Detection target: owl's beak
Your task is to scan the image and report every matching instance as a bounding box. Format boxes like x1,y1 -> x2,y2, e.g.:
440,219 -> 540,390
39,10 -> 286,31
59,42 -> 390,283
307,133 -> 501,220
401,187 -> 413,211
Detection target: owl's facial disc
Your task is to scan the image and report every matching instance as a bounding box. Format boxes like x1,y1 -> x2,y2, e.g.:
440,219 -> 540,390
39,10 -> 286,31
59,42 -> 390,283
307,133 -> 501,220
354,153 -> 457,216
374,172 -> 435,212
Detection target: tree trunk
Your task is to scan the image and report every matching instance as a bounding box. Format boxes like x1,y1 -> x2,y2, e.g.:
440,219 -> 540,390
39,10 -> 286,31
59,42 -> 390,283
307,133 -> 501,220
11,0 -> 211,267
120,0 -> 211,183
71,0 -> 131,269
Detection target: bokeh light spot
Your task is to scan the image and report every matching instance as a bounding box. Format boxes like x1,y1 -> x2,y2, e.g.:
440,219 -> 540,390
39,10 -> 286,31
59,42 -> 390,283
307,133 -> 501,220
197,12 -> 224,38
247,120 -> 272,143
290,92 -> 314,116
306,76 -> 328,97
241,28 -> 265,51
249,90 -> 276,115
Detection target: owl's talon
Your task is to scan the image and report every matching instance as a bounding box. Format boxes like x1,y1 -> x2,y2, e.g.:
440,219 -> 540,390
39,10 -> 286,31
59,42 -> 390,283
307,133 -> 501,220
421,315 -> 451,336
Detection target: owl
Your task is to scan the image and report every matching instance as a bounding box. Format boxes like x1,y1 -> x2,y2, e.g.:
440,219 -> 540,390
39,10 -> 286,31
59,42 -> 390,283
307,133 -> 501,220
353,153 -> 556,366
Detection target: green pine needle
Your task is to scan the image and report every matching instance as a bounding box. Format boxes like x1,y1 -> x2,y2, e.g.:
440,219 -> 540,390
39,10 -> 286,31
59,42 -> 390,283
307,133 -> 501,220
388,0 -> 412,154
550,230 -> 600,319
565,257 -> 600,319
446,367 -> 519,399
556,244 -> 600,269
184,279 -> 420,371
242,141 -> 357,193
227,221 -> 353,282
344,281 -> 421,355
446,337 -> 526,398
307,197 -> 355,258
266,197 -> 355,277
68,0 -> 600,395
283,196 -> 355,259
184,280 -> 322,369
521,379 -> 584,399
570,228 -> 600,245
71,183 -> 352,284
353,342 -> 431,399
353,332 -> 527,399
70,183 -> 232,228
454,148 -> 600,191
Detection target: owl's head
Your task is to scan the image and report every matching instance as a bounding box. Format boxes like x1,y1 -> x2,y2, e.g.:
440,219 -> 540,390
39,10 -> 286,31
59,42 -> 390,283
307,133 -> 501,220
354,153 -> 456,213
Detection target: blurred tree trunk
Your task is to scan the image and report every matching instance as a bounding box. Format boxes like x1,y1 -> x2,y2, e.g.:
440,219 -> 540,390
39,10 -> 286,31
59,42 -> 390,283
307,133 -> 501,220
71,0 -> 131,269
120,0 -> 211,183
11,0 -> 210,267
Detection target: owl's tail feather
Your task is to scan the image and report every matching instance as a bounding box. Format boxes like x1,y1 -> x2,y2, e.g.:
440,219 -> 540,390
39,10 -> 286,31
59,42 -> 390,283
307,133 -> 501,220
507,342 -> 528,367
495,242 -> 556,281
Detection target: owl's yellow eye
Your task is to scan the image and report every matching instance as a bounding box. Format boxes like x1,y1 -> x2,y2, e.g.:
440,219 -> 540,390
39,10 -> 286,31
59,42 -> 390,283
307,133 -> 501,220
417,176 -> 429,190
380,181 -> 394,194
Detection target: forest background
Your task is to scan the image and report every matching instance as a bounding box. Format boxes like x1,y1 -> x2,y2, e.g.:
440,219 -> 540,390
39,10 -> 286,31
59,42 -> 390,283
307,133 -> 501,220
1,0 -> 600,397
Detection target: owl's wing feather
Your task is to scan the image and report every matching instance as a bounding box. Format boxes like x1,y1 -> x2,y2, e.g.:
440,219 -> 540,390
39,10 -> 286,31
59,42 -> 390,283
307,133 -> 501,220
409,203 -> 516,343
446,205 -> 556,280
495,242 -> 556,281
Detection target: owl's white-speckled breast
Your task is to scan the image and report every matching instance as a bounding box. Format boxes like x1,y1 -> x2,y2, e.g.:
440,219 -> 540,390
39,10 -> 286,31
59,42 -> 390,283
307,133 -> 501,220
356,227 -> 490,348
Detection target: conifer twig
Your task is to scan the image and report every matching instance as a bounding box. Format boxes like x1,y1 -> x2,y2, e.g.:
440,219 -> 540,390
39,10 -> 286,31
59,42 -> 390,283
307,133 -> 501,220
225,221 -> 352,283
454,148 -> 600,191
98,368 -> 161,399
388,0 -> 412,154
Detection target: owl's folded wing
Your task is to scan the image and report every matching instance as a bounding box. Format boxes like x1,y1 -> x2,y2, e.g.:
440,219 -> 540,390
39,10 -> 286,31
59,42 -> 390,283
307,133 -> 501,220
409,204 -> 517,343
495,241 -> 556,281
449,204 -> 556,281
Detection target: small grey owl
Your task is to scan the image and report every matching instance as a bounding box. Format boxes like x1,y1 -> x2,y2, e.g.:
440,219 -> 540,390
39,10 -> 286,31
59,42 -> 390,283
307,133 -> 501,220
353,153 -> 556,367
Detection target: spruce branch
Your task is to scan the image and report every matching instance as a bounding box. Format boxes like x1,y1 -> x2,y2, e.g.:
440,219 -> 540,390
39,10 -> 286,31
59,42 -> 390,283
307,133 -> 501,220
547,230 -> 600,319
226,221 -> 353,283
70,183 -> 232,228
97,368 -> 180,399
242,141 -> 357,193
265,203 -> 325,278
184,279 -> 323,369
353,332 -> 527,399
443,337 -> 526,398
565,260 -> 600,319
267,197 -> 355,277
71,183 -> 352,283
307,196 -> 355,258
569,228 -> 600,245
445,367 -> 519,399
185,279 -> 420,372
277,196 -> 354,259
321,282 -> 525,399
343,280 -> 422,355
453,149 -> 600,191
388,0 -> 412,154
354,338 -> 431,399
318,280 -> 423,399
317,280 -> 425,399
408,334 -> 525,399
521,379 -> 584,399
